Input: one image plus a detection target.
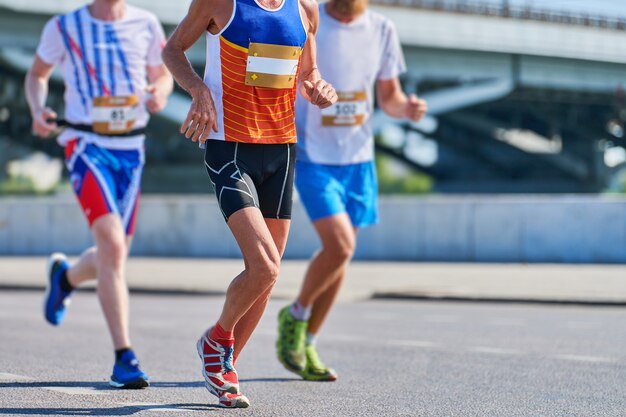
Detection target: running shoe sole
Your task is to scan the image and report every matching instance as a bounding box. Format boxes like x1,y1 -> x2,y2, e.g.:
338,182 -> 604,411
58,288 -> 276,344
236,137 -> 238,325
299,368 -> 338,382
109,377 -> 149,389
205,382 -> 250,408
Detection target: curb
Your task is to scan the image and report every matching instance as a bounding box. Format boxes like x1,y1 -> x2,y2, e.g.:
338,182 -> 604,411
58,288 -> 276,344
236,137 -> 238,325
372,292 -> 626,307
5,283 -> 626,307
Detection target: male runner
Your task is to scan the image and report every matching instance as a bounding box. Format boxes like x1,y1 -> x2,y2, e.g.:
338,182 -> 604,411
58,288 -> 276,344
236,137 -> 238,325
276,0 -> 427,381
26,0 -> 172,388
163,0 -> 337,407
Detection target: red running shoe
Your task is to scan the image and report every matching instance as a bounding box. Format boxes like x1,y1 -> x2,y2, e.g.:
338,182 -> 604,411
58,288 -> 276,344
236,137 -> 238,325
205,382 -> 250,408
197,329 -> 239,394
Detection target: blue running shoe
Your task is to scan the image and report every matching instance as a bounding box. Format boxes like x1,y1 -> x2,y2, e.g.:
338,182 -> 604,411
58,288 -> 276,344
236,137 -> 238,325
109,350 -> 149,389
44,253 -> 72,326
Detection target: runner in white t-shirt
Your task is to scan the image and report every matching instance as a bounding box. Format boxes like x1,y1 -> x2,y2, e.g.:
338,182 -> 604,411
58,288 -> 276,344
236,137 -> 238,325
25,0 -> 173,389
276,0 -> 427,381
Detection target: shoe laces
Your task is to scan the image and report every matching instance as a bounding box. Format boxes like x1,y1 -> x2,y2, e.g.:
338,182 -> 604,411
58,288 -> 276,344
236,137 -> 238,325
222,345 -> 235,373
119,354 -> 141,372
284,318 -> 307,351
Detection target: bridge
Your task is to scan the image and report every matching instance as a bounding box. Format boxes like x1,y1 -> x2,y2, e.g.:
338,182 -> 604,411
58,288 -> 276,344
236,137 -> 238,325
1,0 -> 625,192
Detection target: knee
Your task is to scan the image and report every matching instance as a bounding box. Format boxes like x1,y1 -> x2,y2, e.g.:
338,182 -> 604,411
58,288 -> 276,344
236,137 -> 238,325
256,254 -> 281,288
97,233 -> 127,266
324,235 -> 356,264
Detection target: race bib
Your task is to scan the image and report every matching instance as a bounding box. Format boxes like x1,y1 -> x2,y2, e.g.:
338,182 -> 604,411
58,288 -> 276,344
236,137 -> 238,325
245,42 -> 301,89
321,91 -> 367,127
92,95 -> 139,135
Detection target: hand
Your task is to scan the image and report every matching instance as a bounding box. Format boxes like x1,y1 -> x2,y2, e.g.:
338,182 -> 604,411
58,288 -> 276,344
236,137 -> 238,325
406,94 -> 427,122
304,80 -> 337,109
32,108 -> 58,138
145,84 -> 168,113
181,84 -> 218,144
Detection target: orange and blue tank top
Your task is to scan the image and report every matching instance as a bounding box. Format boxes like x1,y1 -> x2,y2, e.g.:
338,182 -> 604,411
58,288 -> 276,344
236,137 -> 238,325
203,0 -> 307,144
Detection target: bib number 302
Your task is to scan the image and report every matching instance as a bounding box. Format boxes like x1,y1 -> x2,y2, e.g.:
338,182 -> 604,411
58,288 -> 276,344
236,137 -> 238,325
322,91 -> 367,127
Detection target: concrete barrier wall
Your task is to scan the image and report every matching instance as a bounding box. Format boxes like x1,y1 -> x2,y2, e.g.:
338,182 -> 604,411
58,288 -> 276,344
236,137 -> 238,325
1,194 -> 626,263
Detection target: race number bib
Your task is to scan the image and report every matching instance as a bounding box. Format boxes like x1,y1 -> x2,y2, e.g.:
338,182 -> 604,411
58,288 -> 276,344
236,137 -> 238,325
92,95 -> 139,135
321,91 -> 367,127
245,42 -> 301,89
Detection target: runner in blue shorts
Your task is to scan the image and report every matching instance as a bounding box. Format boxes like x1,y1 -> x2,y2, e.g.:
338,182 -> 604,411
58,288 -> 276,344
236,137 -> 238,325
276,0 -> 428,380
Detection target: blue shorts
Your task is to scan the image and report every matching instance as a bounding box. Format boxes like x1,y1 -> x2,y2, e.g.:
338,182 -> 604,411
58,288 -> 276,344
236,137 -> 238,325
295,160 -> 378,228
65,138 -> 144,235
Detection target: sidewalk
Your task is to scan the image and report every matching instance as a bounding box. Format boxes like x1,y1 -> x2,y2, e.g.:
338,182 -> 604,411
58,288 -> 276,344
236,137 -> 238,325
2,257 -> 626,304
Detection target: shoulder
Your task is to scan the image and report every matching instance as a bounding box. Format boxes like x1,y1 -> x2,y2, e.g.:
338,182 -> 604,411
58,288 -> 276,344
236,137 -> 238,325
366,9 -> 395,31
41,13 -> 65,36
299,0 -> 319,26
126,5 -> 161,25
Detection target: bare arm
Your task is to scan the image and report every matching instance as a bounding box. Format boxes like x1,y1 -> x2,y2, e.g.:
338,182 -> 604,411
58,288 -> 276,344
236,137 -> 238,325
376,77 -> 427,122
145,64 -> 173,113
162,0 -> 224,142
298,0 -> 337,109
25,56 -> 58,138
162,0 -> 212,96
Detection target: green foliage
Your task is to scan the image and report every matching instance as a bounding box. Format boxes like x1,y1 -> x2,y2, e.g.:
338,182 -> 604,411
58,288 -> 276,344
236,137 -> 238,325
376,154 -> 433,194
0,177 -> 67,196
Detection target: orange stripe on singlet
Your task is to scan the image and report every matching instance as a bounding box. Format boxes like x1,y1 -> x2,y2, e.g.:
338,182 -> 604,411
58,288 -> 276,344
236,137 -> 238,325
219,36 -> 297,143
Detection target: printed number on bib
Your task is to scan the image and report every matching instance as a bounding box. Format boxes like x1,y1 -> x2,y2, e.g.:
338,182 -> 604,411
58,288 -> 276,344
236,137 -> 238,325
245,42 -> 301,89
322,91 -> 367,127
92,95 -> 139,135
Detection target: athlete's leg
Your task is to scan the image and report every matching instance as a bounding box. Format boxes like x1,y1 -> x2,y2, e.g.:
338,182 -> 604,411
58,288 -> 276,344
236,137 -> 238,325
233,218 -> 290,359
217,208 -> 283,332
67,235 -> 133,287
91,214 -> 131,350
297,213 -> 356,309
276,213 -> 355,376
66,247 -> 97,285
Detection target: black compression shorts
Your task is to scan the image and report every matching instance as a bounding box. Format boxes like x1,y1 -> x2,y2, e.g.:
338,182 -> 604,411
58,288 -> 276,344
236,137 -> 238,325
204,140 -> 296,221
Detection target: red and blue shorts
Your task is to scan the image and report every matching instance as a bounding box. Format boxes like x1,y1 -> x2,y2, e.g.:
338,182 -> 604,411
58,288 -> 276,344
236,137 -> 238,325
65,138 -> 144,235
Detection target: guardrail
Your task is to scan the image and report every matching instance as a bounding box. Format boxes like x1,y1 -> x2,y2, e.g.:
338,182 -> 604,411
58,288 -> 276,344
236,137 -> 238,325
371,0 -> 626,31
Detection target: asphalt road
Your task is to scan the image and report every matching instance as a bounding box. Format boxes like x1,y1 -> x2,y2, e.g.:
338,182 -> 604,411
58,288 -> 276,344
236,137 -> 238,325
1,291 -> 625,416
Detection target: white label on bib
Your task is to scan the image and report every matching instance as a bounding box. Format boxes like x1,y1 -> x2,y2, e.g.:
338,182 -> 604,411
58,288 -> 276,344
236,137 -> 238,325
321,91 -> 367,127
92,95 -> 139,135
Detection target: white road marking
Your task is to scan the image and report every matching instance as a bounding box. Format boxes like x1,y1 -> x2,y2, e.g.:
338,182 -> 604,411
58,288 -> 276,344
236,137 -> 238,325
468,346 -> 521,355
254,326 -> 622,365
43,387 -> 109,396
553,354 -> 615,364
0,372 -> 33,381
118,402 -> 192,412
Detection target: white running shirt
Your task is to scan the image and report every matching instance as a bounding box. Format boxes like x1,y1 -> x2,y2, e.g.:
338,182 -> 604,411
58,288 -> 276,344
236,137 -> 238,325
36,5 -> 166,149
295,6 -> 406,165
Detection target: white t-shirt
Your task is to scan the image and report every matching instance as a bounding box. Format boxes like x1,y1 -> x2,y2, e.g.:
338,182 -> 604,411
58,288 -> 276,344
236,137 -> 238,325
295,6 -> 406,165
36,5 -> 165,149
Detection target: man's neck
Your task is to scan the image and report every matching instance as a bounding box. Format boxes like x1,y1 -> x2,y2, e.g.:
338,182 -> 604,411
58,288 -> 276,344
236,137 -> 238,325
256,0 -> 284,11
89,0 -> 126,21
325,2 -> 365,24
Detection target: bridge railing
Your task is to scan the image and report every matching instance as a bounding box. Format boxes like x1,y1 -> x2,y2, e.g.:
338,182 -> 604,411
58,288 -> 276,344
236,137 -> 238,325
371,0 -> 626,31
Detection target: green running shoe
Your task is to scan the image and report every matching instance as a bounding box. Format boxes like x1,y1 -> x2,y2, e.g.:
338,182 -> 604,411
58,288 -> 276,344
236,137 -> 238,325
300,344 -> 338,382
276,306 -> 307,373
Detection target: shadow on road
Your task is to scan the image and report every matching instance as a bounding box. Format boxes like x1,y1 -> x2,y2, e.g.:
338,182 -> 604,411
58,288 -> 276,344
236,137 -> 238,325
240,377 -> 301,383
0,380 -> 207,389
0,404 -> 219,415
